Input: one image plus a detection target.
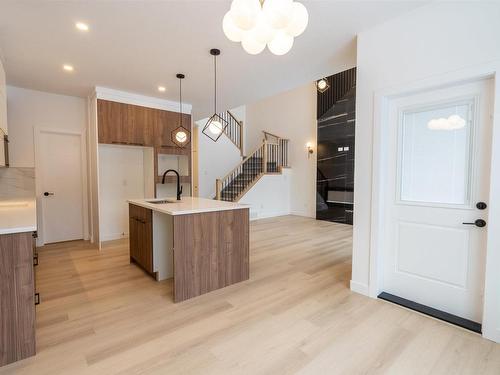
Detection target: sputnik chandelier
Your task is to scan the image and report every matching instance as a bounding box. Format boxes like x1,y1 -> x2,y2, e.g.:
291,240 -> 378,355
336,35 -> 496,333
223,0 -> 308,56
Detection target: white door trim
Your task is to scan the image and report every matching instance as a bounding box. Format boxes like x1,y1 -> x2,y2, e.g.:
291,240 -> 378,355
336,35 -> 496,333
34,127 -> 89,246
367,61 -> 500,342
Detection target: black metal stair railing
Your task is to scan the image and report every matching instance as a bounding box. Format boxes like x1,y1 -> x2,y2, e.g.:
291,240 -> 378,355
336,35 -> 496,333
216,131 -> 290,202
219,110 -> 243,153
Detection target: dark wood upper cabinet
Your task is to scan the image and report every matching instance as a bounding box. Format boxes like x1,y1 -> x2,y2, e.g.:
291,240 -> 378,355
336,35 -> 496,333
97,100 -> 155,146
97,99 -> 190,148
125,104 -> 154,146
97,99 -> 128,144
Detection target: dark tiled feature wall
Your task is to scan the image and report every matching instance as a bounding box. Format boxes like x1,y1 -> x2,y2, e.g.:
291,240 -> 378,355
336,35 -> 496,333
316,68 -> 356,225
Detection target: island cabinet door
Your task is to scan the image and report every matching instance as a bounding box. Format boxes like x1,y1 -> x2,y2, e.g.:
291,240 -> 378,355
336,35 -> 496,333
128,204 -> 153,274
173,209 -> 250,302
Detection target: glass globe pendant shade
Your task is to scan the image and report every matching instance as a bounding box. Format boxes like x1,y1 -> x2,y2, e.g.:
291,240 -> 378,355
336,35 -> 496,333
230,0 -> 261,30
316,78 -> 330,93
263,0 -> 293,30
209,120 -> 223,135
223,11 -> 244,42
267,30 -> 294,55
242,33 -> 266,55
175,131 -> 187,143
251,12 -> 277,44
285,2 -> 308,37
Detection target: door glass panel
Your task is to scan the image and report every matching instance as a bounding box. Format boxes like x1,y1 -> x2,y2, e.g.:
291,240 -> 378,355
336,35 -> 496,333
399,101 -> 473,205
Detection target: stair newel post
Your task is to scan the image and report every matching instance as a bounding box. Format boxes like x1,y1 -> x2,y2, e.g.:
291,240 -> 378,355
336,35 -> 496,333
216,179 -> 222,200
239,121 -> 244,155
263,140 -> 268,174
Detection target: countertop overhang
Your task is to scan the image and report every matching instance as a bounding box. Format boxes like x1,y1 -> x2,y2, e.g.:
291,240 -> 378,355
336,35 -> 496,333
0,197 -> 37,235
128,197 -> 249,216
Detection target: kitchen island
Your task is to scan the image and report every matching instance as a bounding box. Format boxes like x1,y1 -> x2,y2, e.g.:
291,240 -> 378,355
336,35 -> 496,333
128,197 -> 249,302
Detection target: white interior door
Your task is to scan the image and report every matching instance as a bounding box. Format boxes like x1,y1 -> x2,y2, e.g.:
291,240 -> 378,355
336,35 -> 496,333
37,130 -> 84,244
382,79 -> 493,323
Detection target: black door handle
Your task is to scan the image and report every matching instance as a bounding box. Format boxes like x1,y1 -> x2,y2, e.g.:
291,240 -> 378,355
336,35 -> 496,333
463,219 -> 487,228
43,192 -> 54,197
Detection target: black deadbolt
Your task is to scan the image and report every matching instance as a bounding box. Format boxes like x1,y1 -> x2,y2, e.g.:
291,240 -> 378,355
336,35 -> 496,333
476,202 -> 487,210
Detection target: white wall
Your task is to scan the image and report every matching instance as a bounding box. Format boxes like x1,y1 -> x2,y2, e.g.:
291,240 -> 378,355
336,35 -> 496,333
98,145 -> 150,241
7,86 -> 87,167
0,58 -> 7,166
239,168 -> 291,220
196,106 -> 245,199
353,2 -> 500,342
0,58 -> 7,134
245,83 -> 318,218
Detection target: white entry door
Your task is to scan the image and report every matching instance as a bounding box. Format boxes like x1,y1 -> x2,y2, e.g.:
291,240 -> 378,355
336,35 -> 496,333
36,129 -> 85,244
382,79 -> 493,323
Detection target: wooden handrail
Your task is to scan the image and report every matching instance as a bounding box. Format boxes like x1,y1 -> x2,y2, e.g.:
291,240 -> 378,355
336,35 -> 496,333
263,130 -> 289,142
226,110 -> 240,124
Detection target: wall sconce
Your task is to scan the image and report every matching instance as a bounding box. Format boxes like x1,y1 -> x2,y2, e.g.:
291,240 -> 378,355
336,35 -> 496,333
306,142 -> 314,158
316,78 -> 330,93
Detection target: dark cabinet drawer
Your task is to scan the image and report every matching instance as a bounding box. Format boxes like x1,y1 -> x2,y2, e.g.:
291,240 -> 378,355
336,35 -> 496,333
129,204 -> 153,274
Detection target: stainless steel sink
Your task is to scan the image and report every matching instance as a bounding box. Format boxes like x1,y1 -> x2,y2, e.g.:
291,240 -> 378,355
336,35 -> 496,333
146,199 -> 176,204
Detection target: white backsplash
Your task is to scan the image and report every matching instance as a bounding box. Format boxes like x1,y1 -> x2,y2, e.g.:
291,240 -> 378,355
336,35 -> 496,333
0,167 -> 35,199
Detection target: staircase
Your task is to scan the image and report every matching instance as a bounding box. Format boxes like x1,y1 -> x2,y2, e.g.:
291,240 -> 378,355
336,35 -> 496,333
216,131 -> 290,202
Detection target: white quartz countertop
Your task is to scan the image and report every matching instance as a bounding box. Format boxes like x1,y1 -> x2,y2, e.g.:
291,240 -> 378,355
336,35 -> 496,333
0,197 -> 37,235
128,197 -> 249,216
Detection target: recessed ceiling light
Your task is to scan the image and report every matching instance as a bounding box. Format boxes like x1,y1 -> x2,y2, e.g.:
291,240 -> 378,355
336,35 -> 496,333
158,86 -> 166,92
75,22 -> 89,31
63,64 -> 74,72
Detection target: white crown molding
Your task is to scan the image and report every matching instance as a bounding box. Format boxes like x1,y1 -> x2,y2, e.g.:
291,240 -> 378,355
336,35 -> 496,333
94,86 -> 192,114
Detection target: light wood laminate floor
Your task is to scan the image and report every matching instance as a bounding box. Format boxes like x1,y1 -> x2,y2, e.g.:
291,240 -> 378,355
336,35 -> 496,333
1,215 -> 499,374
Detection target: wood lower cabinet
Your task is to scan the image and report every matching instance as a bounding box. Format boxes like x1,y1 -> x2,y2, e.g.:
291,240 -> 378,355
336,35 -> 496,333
129,204 -> 153,274
0,231 -> 36,367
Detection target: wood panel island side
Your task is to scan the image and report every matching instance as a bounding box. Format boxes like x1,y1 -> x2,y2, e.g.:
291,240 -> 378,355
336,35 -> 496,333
128,197 -> 249,302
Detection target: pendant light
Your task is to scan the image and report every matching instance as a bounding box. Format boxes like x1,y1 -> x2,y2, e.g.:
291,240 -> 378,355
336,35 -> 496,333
223,0 -> 308,56
171,73 -> 191,148
202,49 -> 228,142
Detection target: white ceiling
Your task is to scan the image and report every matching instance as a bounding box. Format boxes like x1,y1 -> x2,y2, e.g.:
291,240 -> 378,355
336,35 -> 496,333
0,0 -> 427,119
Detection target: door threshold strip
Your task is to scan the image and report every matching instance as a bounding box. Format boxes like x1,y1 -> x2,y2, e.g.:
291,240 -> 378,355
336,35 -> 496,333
378,292 -> 482,334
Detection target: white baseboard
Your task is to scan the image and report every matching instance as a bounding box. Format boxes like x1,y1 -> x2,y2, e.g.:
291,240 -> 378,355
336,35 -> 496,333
100,232 -> 129,242
290,210 -> 315,218
249,210 -> 291,221
350,280 -> 370,296
482,325 -> 500,343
